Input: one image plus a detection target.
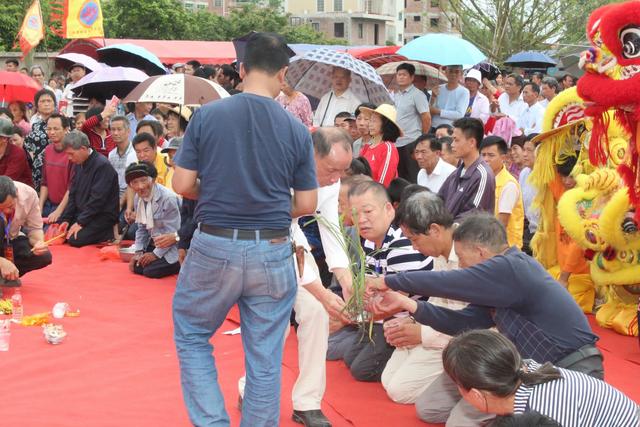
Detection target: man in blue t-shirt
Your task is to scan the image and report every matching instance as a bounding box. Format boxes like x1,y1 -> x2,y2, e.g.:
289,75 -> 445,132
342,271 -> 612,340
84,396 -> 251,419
171,32 -> 318,427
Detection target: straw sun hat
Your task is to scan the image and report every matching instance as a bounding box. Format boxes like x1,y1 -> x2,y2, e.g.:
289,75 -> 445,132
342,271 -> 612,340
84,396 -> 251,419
358,104 -> 403,137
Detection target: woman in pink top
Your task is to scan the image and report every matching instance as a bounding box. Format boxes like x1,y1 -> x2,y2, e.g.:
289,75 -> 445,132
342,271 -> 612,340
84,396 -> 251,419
8,102 -> 32,136
358,104 -> 401,187
276,81 -> 313,127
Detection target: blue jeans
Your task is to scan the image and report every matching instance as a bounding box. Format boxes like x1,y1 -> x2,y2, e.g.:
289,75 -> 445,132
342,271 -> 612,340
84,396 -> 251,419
173,229 -> 297,427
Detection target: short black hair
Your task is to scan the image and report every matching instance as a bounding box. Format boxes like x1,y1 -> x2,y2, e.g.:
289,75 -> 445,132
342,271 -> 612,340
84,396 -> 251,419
480,135 -> 509,155
387,178 -> 410,205
439,136 -> 453,152
561,73 -> 574,82
525,82 -> 540,95
0,176 -> 17,203
150,108 -> 166,119
510,135 -> 526,149
193,66 -> 215,79
531,72 -> 544,81
396,62 -> 416,76
167,110 -> 189,132
47,113 -> 70,129
435,124 -> 453,136
379,114 -> 401,142
556,156 -> 578,177
507,73 -> 524,90
132,132 -> 157,149
85,106 -> 104,121
453,117 -> 484,150
34,88 -> 56,106
243,32 -> 290,75
414,133 -> 441,152
355,102 -> 376,117
187,60 -> 202,69
347,156 -> 372,177
11,125 -> 23,137
334,111 -> 354,121
541,77 -> 559,93
5,59 -> 19,67
136,119 -> 163,139
488,412 -> 562,427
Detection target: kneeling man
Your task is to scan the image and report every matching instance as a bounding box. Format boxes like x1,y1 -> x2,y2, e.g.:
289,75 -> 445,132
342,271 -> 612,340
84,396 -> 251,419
126,162 -> 181,278
0,176 -> 52,286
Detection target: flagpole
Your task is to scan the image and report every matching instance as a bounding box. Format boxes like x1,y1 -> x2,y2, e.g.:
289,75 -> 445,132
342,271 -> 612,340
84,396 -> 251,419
36,0 -> 52,80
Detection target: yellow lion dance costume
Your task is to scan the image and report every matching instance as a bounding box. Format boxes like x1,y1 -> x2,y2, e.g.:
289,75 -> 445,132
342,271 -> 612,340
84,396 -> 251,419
529,85 -> 638,337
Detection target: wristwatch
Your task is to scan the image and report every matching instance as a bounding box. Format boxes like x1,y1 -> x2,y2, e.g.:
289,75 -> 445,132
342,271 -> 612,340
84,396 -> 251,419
174,232 -> 180,242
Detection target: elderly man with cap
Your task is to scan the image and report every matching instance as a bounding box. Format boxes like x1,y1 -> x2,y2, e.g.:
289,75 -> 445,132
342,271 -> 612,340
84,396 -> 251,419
0,176 -> 52,287
0,118 -> 33,187
61,63 -> 89,117
126,162 -> 181,279
464,69 -> 491,125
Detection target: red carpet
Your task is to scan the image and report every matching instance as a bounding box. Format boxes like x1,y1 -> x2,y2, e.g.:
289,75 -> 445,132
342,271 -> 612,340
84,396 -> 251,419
1,245 -> 638,426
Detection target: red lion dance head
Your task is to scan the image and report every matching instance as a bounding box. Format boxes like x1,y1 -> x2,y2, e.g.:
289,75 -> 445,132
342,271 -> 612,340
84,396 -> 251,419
578,1 -> 640,216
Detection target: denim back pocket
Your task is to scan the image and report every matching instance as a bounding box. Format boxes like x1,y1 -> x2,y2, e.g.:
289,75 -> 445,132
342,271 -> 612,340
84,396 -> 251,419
183,247 -> 229,291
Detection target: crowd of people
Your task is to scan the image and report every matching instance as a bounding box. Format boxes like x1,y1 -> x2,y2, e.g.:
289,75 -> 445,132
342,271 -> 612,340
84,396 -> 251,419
1,34 -> 638,427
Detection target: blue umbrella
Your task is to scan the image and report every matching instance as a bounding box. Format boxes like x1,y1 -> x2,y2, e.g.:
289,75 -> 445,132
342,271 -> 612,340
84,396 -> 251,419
97,43 -> 167,76
397,34 -> 486,66
504,51 -> 557,68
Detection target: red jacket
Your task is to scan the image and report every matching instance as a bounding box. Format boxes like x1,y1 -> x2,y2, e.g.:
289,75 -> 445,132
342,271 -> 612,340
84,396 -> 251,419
81,114 -> 114,157
360,141 -> 399,187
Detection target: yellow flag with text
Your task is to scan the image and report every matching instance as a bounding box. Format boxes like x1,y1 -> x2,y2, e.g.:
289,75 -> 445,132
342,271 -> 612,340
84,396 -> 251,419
51,0 -> 104,39
17,0 -> 44,58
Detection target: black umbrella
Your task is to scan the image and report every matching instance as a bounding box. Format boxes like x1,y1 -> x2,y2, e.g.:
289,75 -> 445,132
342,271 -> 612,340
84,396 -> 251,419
472,61 -> 501,80
504,51 -> 557,69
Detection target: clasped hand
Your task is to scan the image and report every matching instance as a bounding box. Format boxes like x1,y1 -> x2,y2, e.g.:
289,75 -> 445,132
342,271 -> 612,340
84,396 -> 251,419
364,275 -> 414,317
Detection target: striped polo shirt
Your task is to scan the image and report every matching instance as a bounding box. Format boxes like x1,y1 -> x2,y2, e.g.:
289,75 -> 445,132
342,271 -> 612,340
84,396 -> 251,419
364,225 -> 433,321
513,360 -> 639,427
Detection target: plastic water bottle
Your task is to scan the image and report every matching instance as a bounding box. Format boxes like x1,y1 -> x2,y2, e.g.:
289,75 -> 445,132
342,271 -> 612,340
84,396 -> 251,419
11,289 -> 22,322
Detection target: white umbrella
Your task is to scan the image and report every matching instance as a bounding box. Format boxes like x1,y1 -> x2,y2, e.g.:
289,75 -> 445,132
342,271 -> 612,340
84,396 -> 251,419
123,74 -> 229,106
286,48 -> 392,105
56,53 -> 105,72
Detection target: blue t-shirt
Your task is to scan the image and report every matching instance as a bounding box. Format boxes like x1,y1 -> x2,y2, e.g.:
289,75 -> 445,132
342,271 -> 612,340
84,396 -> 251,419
174,93 -> 317,229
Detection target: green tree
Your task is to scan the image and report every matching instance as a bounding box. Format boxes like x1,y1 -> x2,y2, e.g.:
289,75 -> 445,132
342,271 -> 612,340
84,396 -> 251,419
444,0 -> 619,63
103,0 -> 193,39
185,11 -> 229,41
0,0 -> 66,52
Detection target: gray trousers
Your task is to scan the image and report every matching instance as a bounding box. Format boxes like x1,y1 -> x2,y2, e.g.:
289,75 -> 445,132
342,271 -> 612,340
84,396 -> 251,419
415,372 -> 495,427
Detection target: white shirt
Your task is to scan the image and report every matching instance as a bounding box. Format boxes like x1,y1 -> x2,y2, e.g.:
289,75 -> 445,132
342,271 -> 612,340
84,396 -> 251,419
468,91 -> 491,124
497,181 -> 520,214
421,246 -> 467,348
417,158 -> 457,193
290,180 -> 349,286
313,88 -> 362,127
497,92 -> 527,123
108,143 -> 138,195
517,102 -> 546,135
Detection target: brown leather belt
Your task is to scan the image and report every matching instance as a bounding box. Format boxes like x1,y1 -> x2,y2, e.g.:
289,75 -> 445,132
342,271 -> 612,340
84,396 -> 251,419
199,224 -> 289,241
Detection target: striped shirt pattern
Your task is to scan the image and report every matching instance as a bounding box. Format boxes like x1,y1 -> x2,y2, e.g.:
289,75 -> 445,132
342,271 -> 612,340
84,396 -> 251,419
363,225 -> 433,275
514,360 -> 640,427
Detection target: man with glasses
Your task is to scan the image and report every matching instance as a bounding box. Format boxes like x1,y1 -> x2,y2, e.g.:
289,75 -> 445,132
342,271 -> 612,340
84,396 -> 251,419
429,65 -> 470,130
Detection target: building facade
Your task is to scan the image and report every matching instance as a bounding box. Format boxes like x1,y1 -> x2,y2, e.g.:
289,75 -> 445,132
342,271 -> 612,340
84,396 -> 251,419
403,0 -> 459,44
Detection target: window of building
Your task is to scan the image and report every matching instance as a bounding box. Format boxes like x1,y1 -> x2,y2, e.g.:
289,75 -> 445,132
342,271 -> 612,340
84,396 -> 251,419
334,22 -> 345,38
312,22 -> 320,32
317,0 -> 324,12
430,18 -> 439,28
290,17 -> 302,26
398,12 -> 402,21
358,23 -> 364,38
197,3 -> 206,9
398,34 -> 402,42
431,0 -> 440,7
214,0 -> 222,6
404,18 -> 407,28
414,35 -> 420,39
413,15 -> 421,21
334,0 -> 343,12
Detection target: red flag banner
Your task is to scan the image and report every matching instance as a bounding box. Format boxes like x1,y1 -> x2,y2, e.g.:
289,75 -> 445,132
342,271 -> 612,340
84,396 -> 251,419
16,0 -> 45,58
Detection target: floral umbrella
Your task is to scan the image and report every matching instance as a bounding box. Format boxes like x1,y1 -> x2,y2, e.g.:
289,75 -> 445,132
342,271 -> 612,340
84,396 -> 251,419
286,48 -> 392,105
123,74 -> 229,106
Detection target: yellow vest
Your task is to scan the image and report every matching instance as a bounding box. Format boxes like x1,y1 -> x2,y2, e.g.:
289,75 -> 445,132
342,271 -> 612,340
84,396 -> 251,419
495,167 -> 524,248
